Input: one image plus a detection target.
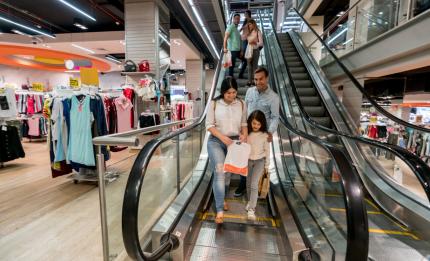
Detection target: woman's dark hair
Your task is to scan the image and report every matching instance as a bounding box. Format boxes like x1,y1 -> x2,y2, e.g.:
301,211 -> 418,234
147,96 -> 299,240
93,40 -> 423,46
242,10 -> 252,27
247,110 -> 268,133
245,10 -> 252,17
214,76 -> 238,100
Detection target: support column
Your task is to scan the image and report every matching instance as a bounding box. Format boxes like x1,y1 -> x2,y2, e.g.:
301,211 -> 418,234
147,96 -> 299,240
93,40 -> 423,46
125,0 -> 160,79
185,59 -> 203,101
342,79 -> 363,126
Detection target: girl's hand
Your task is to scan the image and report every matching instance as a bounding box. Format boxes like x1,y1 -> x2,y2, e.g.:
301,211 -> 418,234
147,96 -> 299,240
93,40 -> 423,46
239,134 -> 247,143
221,136 -> 233,146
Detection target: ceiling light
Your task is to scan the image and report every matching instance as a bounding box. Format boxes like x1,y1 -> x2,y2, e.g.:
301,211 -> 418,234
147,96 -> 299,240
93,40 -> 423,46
0,16 -> 56,38
379,12 -> 383,15
173,39 -> 181,46
11,29 -> 30,36
73,22 -> 88,30
115,21 -> 120,25
64,70 -> 80,73
71,43 -> 95,54
58,0 -> 96,21
327,28 -> 348,44
36,25 -> 42,29
120,40 -> 125,46
105,55 -> 121,64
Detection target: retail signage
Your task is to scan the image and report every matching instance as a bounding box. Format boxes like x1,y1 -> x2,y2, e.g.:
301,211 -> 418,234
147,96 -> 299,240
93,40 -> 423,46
31,82 -> 44,92
80,67 -> 99,87
69,78 -> 80,88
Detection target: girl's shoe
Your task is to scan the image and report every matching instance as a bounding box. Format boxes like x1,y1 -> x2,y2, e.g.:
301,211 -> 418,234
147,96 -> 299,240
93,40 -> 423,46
215,213 -> 224,224
223,202 -> 229,211
247,209 -> 256,221
245,202 -> 250,211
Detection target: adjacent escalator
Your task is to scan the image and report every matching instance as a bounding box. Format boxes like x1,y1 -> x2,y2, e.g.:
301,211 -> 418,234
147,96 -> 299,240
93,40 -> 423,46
259,9 -> 430,260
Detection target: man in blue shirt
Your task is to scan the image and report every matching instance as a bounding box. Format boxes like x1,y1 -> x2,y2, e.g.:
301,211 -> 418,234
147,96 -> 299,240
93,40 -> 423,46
234,67 -> 280,197
224,13 -> 242,77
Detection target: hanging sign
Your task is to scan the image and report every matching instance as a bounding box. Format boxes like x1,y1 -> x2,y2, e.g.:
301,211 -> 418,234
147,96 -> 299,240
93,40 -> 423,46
80,67 -> 99,87
31,82 -> 44,92
69,77 -> 80,89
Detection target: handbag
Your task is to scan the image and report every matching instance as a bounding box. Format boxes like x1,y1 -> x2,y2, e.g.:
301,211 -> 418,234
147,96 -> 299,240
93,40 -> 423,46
223,51 -> 232,68
138,60 -> 150,72
244,44 -> 253,60
223,141 -> 251,176
258,169 -> 270,198
124,60 -> 137,72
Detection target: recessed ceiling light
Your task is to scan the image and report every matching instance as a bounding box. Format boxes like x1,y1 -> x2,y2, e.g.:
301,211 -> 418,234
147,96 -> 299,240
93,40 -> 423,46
120,40 -> 125,46
58,0 -> 96,21
73,22 -> 88,30
105,55 -> 121,64
71,43 -> 95,54
11,29 -> 30,36
0,16 -> 55,38
115,21 -> 120,25
36,25 -> 42,29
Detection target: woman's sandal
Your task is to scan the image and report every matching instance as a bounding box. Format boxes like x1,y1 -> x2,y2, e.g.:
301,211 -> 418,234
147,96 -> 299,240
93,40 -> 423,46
215,213 -> 224,224
223,202 -> 229,211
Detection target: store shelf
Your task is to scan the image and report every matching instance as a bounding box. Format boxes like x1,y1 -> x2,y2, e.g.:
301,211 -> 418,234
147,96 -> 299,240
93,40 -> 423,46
121,71 -> 156,77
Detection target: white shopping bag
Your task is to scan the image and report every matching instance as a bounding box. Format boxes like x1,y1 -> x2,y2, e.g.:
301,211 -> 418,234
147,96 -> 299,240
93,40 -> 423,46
223,51 -> 232,68
223,141 -> 251,176
244,44 -> 253,60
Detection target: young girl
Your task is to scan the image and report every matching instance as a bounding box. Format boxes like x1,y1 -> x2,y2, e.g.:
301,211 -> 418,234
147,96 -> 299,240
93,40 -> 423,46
245,110 -> 270,220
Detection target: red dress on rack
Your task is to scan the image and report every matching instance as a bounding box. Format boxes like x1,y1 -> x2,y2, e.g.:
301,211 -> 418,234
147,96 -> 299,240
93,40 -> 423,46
368,125 -> 378,139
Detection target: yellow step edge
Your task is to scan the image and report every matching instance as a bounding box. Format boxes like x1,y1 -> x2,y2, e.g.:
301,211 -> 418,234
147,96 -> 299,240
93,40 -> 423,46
203,212 -> 276,227
369,228 -> 420,240
329,208 -> 382,215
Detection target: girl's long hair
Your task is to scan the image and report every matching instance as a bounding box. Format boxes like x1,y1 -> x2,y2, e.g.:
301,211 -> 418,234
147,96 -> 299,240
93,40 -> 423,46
247,110 -> 268,133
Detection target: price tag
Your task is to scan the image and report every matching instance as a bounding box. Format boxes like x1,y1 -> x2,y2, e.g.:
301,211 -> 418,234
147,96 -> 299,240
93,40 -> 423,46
32,82 -> 44,92
69,78 -> 80,89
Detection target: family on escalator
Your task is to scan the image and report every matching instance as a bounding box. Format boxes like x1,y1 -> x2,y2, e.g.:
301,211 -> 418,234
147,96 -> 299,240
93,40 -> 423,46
206,68 -> 280,224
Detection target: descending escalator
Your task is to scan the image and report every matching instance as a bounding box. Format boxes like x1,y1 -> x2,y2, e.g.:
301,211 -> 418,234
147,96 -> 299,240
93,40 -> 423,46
120,36 -> 369,260
259,9 -> 430,260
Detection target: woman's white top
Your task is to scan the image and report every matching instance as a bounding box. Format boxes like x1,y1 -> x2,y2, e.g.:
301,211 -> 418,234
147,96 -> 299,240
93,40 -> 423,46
206,98 -> 247,136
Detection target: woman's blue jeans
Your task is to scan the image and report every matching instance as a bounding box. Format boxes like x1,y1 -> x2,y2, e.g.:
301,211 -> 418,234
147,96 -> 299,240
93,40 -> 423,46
207,135 -> 238,213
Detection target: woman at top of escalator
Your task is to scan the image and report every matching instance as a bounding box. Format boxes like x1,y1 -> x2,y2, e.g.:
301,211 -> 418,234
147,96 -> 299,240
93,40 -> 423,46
206,77 -> 248,224
245,19 -> 263,86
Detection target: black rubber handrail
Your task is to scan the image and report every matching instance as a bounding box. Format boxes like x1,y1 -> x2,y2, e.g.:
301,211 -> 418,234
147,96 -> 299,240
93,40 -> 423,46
289,8 -> 430,134
273,17 -> 430,203
259,11 -> 369,261
121,48 -> 223,260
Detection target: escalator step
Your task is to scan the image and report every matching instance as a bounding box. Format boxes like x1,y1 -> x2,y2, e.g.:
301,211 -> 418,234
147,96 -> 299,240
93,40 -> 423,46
289,67 -> 306,73
304,106 -> 326,117
284,53 -> 299,58
299,96 -> 320,106
312,117 -> 332,128
291,73 -> 309,80
288,61 -> 303,67
296,88 -> 316,96
294,80 -> 313,88
236,78 -> 249,87
286,57 -> 301,63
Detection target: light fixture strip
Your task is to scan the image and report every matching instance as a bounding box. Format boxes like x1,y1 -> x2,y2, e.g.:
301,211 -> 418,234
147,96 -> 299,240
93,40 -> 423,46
327,28 -> 348,44
105,55 -> 121,64
71,43 -> 95,54
187,0 -> 220,59
0,15 -> 55,38
58,0 -> 96,21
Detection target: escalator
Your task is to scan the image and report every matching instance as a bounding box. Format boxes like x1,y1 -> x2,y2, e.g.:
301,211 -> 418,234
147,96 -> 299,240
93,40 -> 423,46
261,8 -> 430,260
120,30 -> 369,260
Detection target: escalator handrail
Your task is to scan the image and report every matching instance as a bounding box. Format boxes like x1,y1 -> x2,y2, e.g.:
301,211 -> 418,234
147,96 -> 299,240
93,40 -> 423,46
259,11 -> 369,261
274,21 -> 430,203
121,49 -> 223,260
289,8 -> 430,134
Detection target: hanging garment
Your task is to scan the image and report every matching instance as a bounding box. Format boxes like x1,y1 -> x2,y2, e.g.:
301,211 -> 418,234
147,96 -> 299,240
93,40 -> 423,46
0,88 -> 18,118
0,125 -> 25,162
114,95 -> 133,133
27,95 -> 35,115
139,113 -> 160,134
51,99 -> 68,162
123,88 -> 135,128
377,126 -> 387,139
28,118 -> 40,136
67,95 -> 95,166
368,125 -> 378,138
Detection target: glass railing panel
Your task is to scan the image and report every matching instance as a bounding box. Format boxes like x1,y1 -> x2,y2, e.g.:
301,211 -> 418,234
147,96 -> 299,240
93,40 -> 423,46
413,0 -> 430,17
136,135 -> 179,247
105,152 -> 138,260
277,123 -> 347,260
177,127 -> 199,190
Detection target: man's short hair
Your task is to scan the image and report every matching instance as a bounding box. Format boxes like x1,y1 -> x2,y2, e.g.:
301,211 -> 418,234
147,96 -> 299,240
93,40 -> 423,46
255,67 -> 269,77
234,13 -> 240,18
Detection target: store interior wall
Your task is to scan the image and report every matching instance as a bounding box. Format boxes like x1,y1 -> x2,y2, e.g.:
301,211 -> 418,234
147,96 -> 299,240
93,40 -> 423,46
0,64 -> 124,90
